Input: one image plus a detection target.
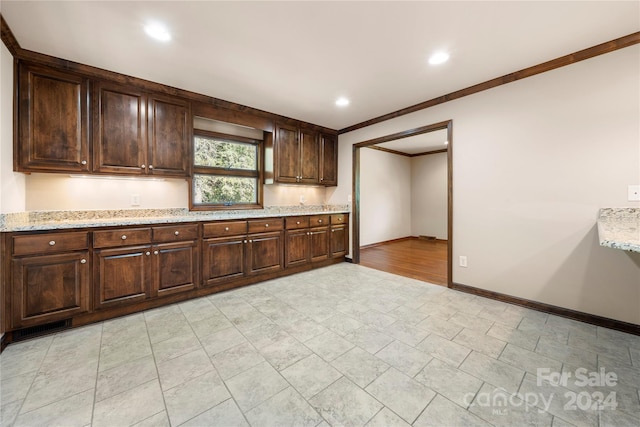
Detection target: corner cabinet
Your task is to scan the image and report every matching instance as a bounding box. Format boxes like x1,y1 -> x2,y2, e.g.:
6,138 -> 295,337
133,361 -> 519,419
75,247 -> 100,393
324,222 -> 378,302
16,63 -> 90,173
93,82 -> 191,177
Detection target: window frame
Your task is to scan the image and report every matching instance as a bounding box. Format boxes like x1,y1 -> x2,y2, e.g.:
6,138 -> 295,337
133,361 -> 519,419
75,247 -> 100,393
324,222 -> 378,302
189,129 -> 264,210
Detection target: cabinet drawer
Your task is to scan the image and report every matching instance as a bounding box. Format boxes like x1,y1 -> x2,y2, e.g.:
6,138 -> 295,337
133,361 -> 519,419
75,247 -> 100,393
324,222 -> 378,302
203,221 -> 247,238
13,232 -> 89,256
331,214 -> 348,224
286,216 -> 310,230
309,215 -> 330,227
152,224 -> 198,242
93,228 -> 151,248
248,218 -> 283,233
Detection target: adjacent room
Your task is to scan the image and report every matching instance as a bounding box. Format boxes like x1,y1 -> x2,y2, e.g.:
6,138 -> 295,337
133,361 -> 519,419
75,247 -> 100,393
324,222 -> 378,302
0,2 -> 638,427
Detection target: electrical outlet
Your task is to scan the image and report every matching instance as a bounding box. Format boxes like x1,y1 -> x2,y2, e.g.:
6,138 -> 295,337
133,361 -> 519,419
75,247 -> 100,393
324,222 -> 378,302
130,194 -> 140,206
347,194 -> 352,203
299,195 -> 306,204
459,256 -> 468,268
628,185 -> 640,201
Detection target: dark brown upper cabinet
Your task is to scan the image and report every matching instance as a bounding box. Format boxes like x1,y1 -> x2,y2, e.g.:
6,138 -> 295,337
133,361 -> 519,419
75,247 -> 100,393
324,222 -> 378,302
16,63 -> 90,173
93,82 -> 191,177
319,133 -> 338,186
274,122 -> 319,184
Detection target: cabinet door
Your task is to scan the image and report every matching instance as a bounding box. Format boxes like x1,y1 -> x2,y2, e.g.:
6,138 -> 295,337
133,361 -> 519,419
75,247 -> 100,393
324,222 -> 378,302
299,129 -> 319,183
319,134 -> 338,186
246,231 -> 283,275
330,225 -> 348,258
285,229 -> 309,268
94,245 -> 151,309
274,123 -> 299,183
310,227 -> 330,263
202,236 -> 245,286
18,63 -> 89,172
12,252 -> 89,328
152,241 -> 198,297
93,82 -> 147,174
148,94 -> 191,176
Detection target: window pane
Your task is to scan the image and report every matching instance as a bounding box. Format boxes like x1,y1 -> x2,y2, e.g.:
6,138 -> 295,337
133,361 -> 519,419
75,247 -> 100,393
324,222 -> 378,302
193,174 -> 257,205
194,136 -> 257,170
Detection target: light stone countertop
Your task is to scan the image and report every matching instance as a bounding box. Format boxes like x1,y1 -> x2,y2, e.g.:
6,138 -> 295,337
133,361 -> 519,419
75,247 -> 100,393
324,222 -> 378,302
0,205 -> 350,232
597,208 -> 640,253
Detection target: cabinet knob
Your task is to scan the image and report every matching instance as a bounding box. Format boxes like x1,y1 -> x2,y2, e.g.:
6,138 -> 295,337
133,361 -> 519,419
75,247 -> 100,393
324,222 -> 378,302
81,160 -> 87,165
332,230 -> 335,232
49,240 -> 56,246
121,235 -> 127,240
146,252 -> 150,256
174,231 -> 180,236
244,240 -> 248,243
149,165 -> 153,170
141,164 -> 146,169
80,259 -> 87,264
265,224 -> 269,227
225,227 -> 229,231
296,221 -> 300,225
249,239 -> 253,243
339,217 -> 343,221
154,250 -> 159,255
318,219 -> 323,223
307,232 -> 310,235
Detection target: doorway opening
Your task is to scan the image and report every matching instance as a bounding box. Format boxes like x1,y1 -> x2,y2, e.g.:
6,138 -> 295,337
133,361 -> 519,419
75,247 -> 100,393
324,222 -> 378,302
351,120 -> 453,287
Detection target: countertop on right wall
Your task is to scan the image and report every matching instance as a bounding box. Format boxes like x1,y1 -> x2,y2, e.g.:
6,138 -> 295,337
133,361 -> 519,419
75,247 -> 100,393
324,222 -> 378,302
597,208 -> 640,253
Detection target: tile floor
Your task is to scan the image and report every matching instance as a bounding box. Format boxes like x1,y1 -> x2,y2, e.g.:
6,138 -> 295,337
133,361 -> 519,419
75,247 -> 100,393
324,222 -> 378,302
1,263 -> 639,427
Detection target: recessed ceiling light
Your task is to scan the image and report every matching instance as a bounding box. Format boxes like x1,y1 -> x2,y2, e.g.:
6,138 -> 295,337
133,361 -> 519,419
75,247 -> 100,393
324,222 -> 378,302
335,97 -> 350,107
144,23 -> 171,42
428,52 -> 449,65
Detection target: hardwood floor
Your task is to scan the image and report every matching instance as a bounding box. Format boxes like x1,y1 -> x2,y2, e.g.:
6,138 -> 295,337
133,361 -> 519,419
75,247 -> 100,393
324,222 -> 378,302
359,237 -> 448,286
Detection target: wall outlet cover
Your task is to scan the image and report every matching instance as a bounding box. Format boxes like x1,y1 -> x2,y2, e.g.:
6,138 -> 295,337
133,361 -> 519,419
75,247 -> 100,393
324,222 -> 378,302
628,185 -> 640,201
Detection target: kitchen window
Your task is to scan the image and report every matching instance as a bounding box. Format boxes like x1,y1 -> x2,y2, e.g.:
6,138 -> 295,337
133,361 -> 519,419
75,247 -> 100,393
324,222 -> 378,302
190,130 -> 263,209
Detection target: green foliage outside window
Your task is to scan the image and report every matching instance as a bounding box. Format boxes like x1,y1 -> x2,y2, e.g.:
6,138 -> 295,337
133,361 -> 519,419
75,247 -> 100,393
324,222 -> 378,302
192,132 -> 261,208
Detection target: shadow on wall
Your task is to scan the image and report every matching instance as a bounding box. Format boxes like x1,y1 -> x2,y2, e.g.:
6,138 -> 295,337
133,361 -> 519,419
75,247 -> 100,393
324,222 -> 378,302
486,225 -> 640,324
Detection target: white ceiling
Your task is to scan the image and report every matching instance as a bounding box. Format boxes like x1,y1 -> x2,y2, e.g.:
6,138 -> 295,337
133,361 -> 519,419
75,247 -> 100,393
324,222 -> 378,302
2,1 -> 638,131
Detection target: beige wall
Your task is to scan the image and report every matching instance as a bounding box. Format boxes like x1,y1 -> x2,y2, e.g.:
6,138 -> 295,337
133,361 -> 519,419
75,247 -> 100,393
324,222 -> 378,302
0,43 -> 26,214
330,46 -> 640,324
411,152 -> 447,240
360,148 -> 411,246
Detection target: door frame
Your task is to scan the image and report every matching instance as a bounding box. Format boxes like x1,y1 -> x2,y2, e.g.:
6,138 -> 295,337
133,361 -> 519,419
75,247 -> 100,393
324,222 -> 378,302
351,120 -> 453,287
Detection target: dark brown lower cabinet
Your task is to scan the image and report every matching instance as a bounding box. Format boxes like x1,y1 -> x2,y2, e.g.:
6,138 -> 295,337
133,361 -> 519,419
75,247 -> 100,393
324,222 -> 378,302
202,235 -> 246,286
203,231 -> 283,285
246,231 -> 283,275
330,224 -> 348,258
93,245 -> 152,309
11,251 -> 90,328
310,226 -> 330,262
285,229 -> 310,268
153,241 -> 198,297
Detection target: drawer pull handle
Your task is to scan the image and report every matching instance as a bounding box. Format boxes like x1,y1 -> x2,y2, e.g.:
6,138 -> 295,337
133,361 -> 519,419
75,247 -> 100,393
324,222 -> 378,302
121,235 -> 127,240
265,224 -> 269,227
149,165 -> 153,170
80,259 -> 86,264
49,240 -> 56,246
225,227 -> 229,231
249,239 -> 253,243
141,164 -> 146,169
81,160 -> 87,165
154,250 -> 159,255
146,252 -> 150,256
174,231 -> 180,236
